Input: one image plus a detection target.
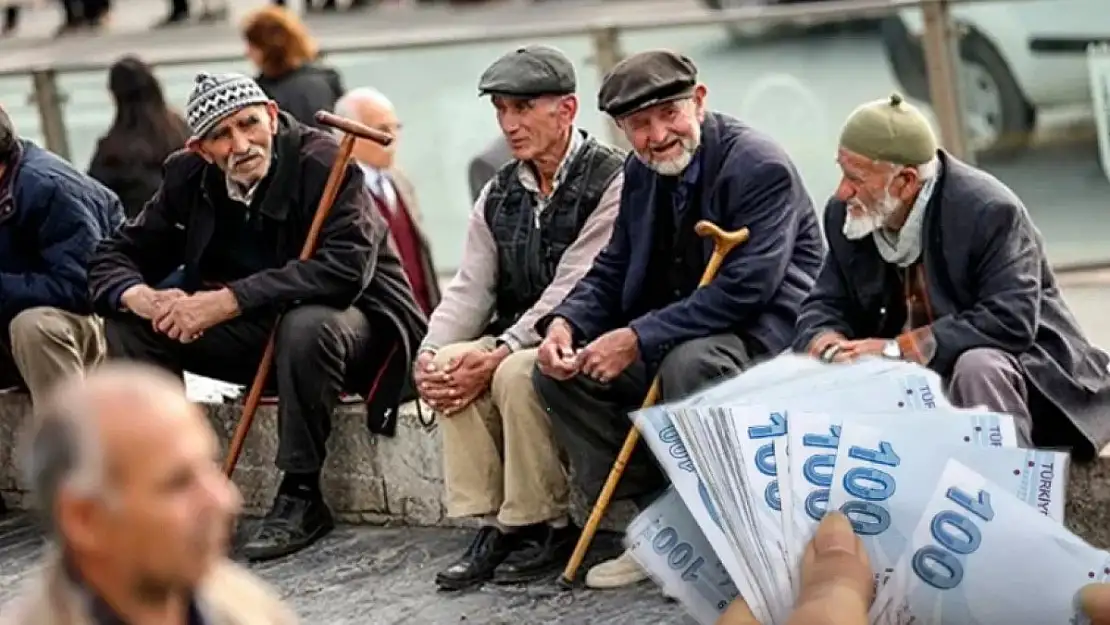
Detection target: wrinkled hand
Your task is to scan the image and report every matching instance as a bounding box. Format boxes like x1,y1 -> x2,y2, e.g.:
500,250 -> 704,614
120,284 -> 188,321
155,288 -> 239,343
577,327 -> 639,384
838,338 -> 886,362
537,318 -> 579,381
717,512 -> 873,625
414,350 -> 452,411
418,349 -> 503,415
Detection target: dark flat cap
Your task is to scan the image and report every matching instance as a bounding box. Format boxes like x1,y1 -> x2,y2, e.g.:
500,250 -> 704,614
598,50 -> 698,118
478,45 -> 577,98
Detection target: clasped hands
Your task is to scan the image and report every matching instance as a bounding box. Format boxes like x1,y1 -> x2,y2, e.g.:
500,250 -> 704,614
813,332 -> 888,364
415,345 -> 510,416
535,319 -> 639,384
718,512 -> 1110,625
120,284 -> 240,343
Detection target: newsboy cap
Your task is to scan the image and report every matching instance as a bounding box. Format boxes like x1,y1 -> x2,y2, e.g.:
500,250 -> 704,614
597,50 -> 698,118
478,45 -> 577,98
839,93 -> 938,166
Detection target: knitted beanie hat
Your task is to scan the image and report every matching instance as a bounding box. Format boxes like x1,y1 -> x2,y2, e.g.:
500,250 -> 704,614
838,93 -> 937,166
185,72 -> 271,139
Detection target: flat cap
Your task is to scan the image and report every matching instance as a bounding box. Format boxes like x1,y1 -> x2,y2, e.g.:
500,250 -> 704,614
598,50 -> 698,118
478,45 -> 576,98
839,93 -> 938,166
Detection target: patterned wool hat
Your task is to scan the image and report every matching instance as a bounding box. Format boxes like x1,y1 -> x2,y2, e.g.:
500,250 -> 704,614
185,72 -> 271,139
838,93 -> 937,166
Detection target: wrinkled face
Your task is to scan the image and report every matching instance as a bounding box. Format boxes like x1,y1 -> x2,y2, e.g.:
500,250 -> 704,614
350,101 -> 401,169
619,85 -> 707,176
61,396 -> 241,592
492,94 -> 577,162
188,103 -> 280,186
835,147 -> 921,240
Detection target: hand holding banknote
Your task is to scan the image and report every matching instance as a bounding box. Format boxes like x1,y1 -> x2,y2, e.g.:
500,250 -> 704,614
715,513 -> 1110,625
716,513 -> 873,625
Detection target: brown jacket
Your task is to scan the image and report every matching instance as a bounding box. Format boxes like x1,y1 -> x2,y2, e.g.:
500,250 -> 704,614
0,556 -> 297,625
388,167 -> 442,311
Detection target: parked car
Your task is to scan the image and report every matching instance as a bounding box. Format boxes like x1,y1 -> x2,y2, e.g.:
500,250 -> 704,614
881,0 -> 1110,158
703,0 -> 878,42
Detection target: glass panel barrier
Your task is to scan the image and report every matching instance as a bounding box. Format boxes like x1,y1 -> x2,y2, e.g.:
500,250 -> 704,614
1,74 -> 42,147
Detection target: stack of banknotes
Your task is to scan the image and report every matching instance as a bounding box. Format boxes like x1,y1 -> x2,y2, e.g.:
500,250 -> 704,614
624,354 -> 1108,625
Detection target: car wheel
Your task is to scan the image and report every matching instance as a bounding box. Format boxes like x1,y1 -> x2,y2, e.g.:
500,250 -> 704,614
958,30 -> 1036,160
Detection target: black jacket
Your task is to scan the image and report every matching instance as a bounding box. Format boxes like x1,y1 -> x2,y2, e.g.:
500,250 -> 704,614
88,114 -> 426,436
256,64 -> 344,130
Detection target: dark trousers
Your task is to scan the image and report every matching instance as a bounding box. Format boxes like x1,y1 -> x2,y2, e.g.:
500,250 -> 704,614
532,333 -> 759,507
104,305 -> 375,474
0,340 -> 22,390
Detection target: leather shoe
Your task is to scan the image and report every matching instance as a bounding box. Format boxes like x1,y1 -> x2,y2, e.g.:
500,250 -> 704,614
240,493 -> 334,562
492,522 -> 579,585
436,526 -> 518,591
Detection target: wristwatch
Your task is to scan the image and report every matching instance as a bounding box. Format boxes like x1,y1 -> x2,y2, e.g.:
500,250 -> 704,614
881,340 -> 902,360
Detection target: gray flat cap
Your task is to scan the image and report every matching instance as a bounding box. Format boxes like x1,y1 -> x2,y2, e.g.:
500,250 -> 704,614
598,50 -> 698,118
478,45 -> 576,98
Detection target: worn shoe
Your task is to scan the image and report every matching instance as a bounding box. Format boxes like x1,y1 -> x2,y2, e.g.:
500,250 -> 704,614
492,522 -> 579,585
584,550 -> 648,589
240,494 -> 335,562
435,526 -> 519,591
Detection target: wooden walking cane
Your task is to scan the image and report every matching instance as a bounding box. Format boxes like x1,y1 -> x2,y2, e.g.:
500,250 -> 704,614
222,110 -> 395,477
558,220 -> 751,587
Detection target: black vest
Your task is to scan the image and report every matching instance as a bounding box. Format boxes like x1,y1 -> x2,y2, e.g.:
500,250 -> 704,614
483,132 -> 624,334
635,175 -> 705,317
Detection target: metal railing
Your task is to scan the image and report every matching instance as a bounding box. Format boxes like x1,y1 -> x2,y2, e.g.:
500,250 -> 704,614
15,0 -> 971,162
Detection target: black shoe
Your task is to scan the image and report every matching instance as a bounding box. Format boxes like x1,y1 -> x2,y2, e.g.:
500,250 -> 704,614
492,522 -> 579,585
435,526 -> 520,591
239,493 -> 335,562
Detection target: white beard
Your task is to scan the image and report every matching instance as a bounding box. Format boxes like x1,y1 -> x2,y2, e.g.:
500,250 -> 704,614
637,124 -> 702,177
842,192 -> 902,240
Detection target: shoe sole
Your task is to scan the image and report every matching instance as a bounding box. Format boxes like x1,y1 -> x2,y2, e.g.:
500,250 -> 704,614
490,559 -> 566,585
241,522 -> 335,562
434,573 -> 492,592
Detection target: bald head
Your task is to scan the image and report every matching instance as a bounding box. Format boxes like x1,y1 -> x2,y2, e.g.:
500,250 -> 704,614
24,364 -> 238,589
334,87 -> 400,169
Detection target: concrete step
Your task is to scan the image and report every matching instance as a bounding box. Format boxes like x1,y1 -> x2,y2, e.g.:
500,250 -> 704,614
0,393 -> 1106,547
0,394 -> 638,530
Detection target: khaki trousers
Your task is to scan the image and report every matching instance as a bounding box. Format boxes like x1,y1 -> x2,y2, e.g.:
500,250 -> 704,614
5,306 -> 105,404
437,338 -> 569,527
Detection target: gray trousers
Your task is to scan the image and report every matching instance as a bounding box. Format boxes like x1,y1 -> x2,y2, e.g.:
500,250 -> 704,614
532,333 -> 760,505
104,304 -> 375,474
946,347 -> 1034,447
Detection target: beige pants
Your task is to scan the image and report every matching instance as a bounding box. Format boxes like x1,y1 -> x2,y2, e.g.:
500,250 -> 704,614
6,306 -> 105,404
437,338 -> 569,527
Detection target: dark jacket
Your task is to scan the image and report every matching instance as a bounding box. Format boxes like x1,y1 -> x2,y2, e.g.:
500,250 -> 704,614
87,114 -> 189,219
88,114 -> 426,436
540,112 -> 825,366
255,64 -> 344,131
794,151 -> 1110,456
0,140 -> 122,327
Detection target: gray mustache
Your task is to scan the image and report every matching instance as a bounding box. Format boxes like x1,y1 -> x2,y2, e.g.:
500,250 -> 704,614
229,148 -> 264,167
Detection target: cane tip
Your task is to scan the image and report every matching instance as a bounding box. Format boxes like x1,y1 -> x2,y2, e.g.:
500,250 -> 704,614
556,576 -> 576,591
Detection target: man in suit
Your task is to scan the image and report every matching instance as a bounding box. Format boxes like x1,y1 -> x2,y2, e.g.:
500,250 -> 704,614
532,50 -> 826,588
467,135 -> 513,203
335,87 -> 441,316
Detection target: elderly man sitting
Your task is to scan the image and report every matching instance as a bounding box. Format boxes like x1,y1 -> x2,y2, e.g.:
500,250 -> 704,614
795,93 -> 1110,456
88,72 -> 426,561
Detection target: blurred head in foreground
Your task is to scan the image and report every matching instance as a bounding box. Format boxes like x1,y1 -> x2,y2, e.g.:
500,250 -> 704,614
23,363 -> 241,594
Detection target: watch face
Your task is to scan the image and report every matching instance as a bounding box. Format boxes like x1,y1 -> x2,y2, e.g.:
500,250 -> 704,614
883,341 -> 900,358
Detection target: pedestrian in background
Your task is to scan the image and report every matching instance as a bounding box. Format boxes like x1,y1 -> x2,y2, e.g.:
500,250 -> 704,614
241,5 -> 344,129
88,56 -> 189,219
